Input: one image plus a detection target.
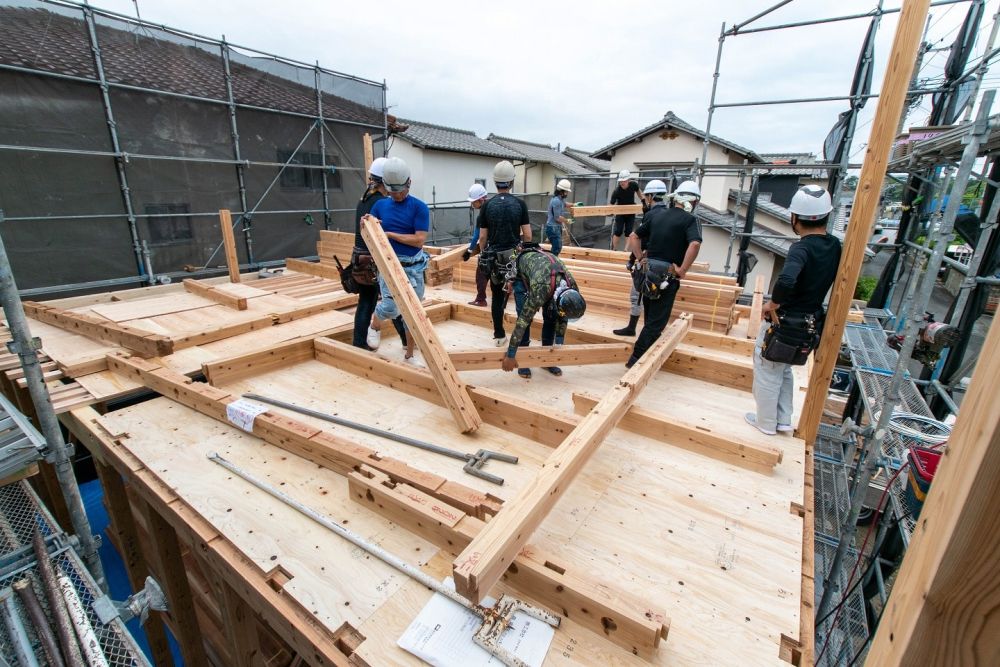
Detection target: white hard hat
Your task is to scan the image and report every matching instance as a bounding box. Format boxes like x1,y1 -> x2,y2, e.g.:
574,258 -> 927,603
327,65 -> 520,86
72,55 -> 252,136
467,183 -> 488,201
382,157 -> 411,192
369,157 -> 388,179
617,169 -> 631,181
788,185 -> 833,220
556,179 -> 572,193
643,179 -> 668,195
789,184 -> 833,220
675,180 -> 701,198
493,160 -> 516,186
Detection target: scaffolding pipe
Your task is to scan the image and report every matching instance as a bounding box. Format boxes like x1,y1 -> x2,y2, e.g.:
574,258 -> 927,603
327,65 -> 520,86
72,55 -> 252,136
57,572 -> 109,667
0,591 -> 39,667
727,0 -> 971,35
31,530 -> 85,667
82,1 -> 146,284
726,0 -> 796,34
13,577 -> 66,667
221,39 -> 254,265
723,167 -> 746,274
0,213 -> 106,591
699,21 -> 726,185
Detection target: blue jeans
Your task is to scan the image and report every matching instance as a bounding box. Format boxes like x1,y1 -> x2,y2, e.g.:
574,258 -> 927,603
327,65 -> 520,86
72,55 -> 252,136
374,252 -> 428,328
513,281 -> 557,349
545,224 -> 562,256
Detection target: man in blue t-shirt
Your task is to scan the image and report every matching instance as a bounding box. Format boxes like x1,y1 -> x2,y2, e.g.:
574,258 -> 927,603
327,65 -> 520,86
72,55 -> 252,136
361,157 -> 430,360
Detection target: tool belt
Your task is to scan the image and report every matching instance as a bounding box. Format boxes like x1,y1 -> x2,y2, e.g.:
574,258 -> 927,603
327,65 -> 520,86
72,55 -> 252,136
631,258 -> 674,300
760,311 -> 821,366
483,247 -> 516,285
333,249 -> 378,294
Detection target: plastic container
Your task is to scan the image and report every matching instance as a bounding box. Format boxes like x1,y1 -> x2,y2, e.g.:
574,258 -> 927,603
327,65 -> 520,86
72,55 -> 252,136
904,446 -> 943,520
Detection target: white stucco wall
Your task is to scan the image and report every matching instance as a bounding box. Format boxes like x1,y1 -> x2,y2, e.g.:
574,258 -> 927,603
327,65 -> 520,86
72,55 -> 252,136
517,162 -> 564,195
420,151 -> 502,203
694,225 -> 777,295
387,138 -> 425,196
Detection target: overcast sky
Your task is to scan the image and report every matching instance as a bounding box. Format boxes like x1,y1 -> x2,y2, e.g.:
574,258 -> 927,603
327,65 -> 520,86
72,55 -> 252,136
93,0 -> 992,162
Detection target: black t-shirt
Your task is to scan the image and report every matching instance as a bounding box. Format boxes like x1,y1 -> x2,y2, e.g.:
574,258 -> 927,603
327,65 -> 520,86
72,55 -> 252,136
354,188 -> 385,251
634,204 -> 702,265
771,233 -> 842,315
478,193 -> 529,251
610,182 -> 640,219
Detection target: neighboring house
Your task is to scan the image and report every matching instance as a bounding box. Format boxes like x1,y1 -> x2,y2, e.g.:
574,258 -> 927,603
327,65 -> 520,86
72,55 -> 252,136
758,152 -> 830,208
488,135 -> 592,194
563,147 -> 611,173
389,119 -> 522,203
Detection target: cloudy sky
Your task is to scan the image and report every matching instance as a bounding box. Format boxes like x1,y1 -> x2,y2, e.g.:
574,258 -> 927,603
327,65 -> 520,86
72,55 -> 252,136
92,0 -> 991,162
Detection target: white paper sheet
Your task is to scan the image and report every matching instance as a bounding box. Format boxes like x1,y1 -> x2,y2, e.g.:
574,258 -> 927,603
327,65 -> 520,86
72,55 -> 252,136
225,398 -> 269,432
398,578 -> 554,667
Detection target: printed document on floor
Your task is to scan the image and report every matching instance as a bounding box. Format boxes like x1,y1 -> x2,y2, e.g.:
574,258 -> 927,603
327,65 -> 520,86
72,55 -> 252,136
398,578 -> 554,666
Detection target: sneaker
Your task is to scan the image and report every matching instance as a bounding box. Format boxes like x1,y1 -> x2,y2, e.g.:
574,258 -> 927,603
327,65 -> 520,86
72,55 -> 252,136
543,366 -> 563,376
494,337 -> 506,347
366,326 -> 381,350
744,413 -> 776,436
776,423 -> 794,433
517,368 -> 532,379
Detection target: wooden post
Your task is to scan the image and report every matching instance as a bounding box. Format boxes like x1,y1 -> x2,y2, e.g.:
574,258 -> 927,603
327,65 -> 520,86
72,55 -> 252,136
217,578 -> 262,667
865,315 -> 1000,664
182,279 -> 247,310
218,209 -> 241,283
453,315 -> 691,603
363,133 -> 374,176
361,218 -> 482,433
798,0 -> 930,443
748,274 -> 765,338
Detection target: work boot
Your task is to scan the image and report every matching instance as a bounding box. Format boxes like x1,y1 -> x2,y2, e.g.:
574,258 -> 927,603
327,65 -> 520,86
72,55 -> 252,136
625,355 -> 638,369
614,315 -> 639,336
543,366 -> 563,376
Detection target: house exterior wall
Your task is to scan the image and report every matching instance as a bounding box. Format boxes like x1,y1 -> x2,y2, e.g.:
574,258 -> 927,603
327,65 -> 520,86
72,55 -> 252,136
419,150 -> 502,203
696,225 -> 777,295
607,131 -> 744,210
387,138 -> 425,197
516,161 -> 563,195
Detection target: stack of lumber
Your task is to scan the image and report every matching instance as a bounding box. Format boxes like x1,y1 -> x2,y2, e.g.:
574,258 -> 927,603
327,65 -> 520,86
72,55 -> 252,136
293,230 -> 453,285
454,245 -> 740,333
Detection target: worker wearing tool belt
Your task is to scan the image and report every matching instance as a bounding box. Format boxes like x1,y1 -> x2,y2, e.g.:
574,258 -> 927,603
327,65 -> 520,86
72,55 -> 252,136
500,243 -> 586,379
747,185 -> 842,435
363,157 -> 430,360
624,180 -> 703,367
462,183 -> 490,306
477,160 -> 533,345
609,169 -> 641,251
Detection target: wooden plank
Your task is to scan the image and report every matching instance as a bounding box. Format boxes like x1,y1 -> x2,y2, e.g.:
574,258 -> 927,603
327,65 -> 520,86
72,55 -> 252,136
748,274 -> 765,339
23,302 -> 173,357
428,245 -> 468,272
361,217 -> 482,433
219,209 -> 241,283
201,337 -> 316,386
363,132 -> 373,175
183,279 -> 248,311
571,392 -> 782,471
448,343 -> 631,371
567,204 -> 642,217
453,314 -> 692,603
798,0 -> 930,444
284,258 -> 340,281
348,466 -> 669,658
866,314 -> 1000,664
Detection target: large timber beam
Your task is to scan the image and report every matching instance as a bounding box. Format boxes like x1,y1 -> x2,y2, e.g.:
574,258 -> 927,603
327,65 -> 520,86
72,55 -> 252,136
284,258 -> 340,281
866,315 -> 1000,664
448,343 -> 631,371
361,217 -> 482,433
182,279 -> 248,310
348,465 -> 669,658
218,209 -> 242,283
453,314 -> 692,603
23,301 -> 173,357
567,204 -> 642,217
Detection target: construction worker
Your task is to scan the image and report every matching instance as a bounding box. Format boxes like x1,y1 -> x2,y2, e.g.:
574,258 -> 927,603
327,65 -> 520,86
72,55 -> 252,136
624,180 -> 702,367
609,169 -> 640,251
462,183 -> 489,306
363,157 -> 430,361
545,179 -> 573,256
500,244 -> 587,378
746,185 -> 841,436
478,160 -> 532,345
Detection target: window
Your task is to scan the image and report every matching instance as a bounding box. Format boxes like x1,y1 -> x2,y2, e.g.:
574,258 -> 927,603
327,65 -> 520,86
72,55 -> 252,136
277,150 -> 342,191
145,204 -> 193,245
475,178 -> 486,187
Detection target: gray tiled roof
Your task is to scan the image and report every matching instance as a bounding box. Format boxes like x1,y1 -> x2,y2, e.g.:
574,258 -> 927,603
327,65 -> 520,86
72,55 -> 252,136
759,152 -> 830,178
696,202 -> 794,258
563,147 -> 611,173
397,119 -> 523,159
488,135 -> 592,174
729,189 -> 792,224
592,111 -> 763,162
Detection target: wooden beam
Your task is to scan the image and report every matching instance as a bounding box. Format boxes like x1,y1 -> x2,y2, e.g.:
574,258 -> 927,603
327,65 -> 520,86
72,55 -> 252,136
453,314 -> 692,603
748,274 -> 765,339
219,209 -> 241,283
798,0 -> 930,444
201,337 -> 317,386
866,314 -> 1000,664
361,217 -> 482,433
448,343 -> 631,371
428,245 -> 468,272
218,580 -> 262,667
571,392 -> 782,471
363,133 -> 373,175
182,279 -> 248,310
348,465 -> 669,658
23,301 -> 173,357
284,258 -> 340,281
567,204 -> 642,217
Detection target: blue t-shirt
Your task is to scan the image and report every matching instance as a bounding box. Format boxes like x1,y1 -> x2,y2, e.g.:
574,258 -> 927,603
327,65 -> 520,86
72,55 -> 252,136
547,195 -> 565,226
370,195 -> 430,257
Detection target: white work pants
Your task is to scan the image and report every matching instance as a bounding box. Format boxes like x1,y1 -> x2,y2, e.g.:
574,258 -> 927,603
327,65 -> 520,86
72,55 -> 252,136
752,322 -> 794,431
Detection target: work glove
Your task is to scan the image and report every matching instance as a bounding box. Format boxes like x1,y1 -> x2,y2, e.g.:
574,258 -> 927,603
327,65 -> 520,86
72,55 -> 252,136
462,249 -> 472,262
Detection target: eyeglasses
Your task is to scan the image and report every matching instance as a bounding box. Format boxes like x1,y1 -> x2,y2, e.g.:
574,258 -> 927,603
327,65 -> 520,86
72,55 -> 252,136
386,179 -> 411,193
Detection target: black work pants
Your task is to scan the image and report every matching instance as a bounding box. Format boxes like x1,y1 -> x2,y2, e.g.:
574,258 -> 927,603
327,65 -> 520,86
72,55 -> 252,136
490,280 -> 509,339
631,280 -> 681,360
352,283 -> 408,348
